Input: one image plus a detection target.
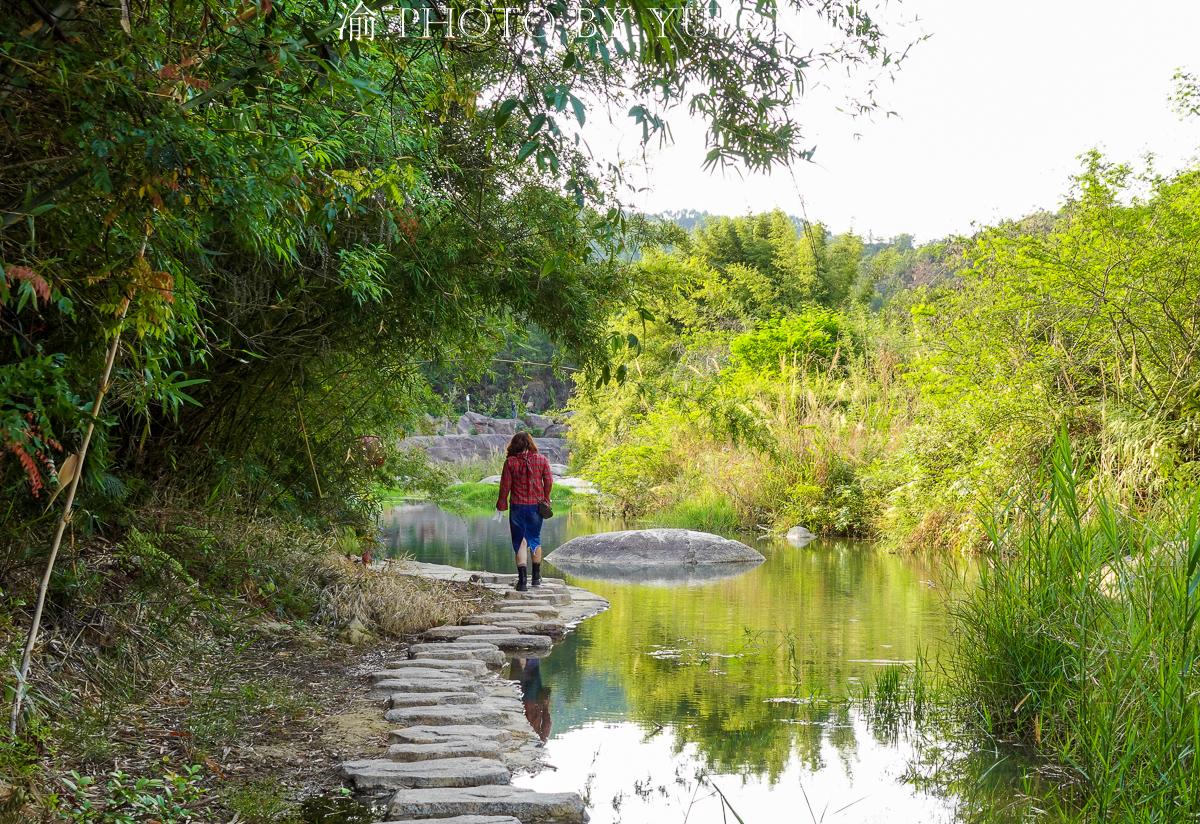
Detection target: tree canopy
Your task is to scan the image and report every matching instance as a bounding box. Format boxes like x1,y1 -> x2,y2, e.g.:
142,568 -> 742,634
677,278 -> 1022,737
0,0 -> 907,522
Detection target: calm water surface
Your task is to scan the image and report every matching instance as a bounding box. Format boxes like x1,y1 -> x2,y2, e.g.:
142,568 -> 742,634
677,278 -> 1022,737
381,504 -> 1024,823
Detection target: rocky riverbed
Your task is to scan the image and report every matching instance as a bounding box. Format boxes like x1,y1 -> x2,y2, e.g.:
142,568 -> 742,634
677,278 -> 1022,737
341,562 -> 608,823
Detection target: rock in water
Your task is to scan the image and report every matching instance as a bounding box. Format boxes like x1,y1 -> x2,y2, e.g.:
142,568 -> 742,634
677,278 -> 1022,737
547,528 -> 763,567
786,525 -> 817,547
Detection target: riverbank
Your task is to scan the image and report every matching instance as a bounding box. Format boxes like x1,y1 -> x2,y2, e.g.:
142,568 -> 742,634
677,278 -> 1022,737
0,512 -> 498,823
339,562 -> 608,821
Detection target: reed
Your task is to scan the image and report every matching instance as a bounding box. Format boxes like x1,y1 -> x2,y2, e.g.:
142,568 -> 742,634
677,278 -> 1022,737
950,433 -> 1200,819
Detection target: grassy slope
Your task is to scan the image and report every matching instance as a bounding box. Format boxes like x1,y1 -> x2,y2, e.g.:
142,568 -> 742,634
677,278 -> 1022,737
0,509 -> 492,823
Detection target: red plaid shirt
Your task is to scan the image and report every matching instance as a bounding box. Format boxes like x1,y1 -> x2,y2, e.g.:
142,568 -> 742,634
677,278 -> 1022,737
496,452 -> 553,510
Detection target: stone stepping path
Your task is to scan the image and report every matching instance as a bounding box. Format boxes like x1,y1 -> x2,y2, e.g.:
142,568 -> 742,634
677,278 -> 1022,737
411,640 -> 508,651
461,615 -> 567,638
344,566 -> 608,824
370,665 -> 488,681
501,591 -> 570,605
496,604 -> 559,617
390,725 -> 512,745
462,612 -> 539,625
368,679 -> 483,701
411,649 -> 506,667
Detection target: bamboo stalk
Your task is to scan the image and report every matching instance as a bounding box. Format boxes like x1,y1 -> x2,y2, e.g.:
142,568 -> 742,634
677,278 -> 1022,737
9,304 -> 128,735
298,400 -> 323,498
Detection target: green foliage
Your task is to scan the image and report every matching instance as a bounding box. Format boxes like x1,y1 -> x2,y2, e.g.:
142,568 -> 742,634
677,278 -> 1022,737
0,0 -> 913,811
884,154 -> 1200,550
729,309 -> 857,374
49,764 -> 205,823
951,434 -> 1200,818
0,0 -> 908,528
571,213 -> 904,535
578,153 -> 1200,550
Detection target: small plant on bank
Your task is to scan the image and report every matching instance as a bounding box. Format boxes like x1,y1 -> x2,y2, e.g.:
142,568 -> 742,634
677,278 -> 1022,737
48,764 -> 205,823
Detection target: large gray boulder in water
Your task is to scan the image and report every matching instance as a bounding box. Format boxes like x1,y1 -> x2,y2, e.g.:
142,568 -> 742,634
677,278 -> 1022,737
546,528 -> 764,584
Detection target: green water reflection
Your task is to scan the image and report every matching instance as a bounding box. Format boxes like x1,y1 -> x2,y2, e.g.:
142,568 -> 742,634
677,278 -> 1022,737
546,542 -> 948,780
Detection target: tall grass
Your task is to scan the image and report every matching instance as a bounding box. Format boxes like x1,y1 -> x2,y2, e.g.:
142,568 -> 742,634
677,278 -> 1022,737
651,493 -> 741,533
951,434 -> 1200,819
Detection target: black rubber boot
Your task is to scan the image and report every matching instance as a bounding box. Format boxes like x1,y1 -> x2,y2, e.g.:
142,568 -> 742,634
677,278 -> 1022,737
516,566 -> 528,592
531,563 -> 542,587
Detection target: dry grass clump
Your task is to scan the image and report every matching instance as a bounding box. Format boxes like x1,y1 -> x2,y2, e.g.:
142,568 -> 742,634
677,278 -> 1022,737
315,556 -> 488,638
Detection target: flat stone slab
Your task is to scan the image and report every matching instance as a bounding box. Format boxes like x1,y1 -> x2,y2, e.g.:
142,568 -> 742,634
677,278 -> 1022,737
502,591 -> 570,605
389,691 -> 481,708
499,592 -> 568,606
384,816 -> 521,824
387,785 -> 586,823
412,649 -> 506,667
455,633 -> 552,652
786,524 -> 818,547
547,528 -> 764,573
462,615 -> 566,638
422,625 -> 512,642
387,739 -> 504,762
384,705 -> 505,726
391,725 -> 513,745
410,640 -> 502,653
511,621 -> 566,638
399,648 -> 494,662
378,659 -> 489,676
496,603 -> 559,617
464,612 -> 540,624
340,757 -> 509,790
371,665 -> 486,681
368,679 -> 483,701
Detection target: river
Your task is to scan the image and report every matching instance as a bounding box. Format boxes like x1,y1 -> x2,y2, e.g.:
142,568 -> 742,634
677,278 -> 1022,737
380,503 -> 1036,823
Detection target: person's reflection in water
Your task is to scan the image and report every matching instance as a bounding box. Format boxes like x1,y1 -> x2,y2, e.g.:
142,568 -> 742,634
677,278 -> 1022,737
512,656 -> 552,743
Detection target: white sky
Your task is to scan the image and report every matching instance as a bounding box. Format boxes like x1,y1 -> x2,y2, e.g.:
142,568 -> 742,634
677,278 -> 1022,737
602,0 -> 1200,242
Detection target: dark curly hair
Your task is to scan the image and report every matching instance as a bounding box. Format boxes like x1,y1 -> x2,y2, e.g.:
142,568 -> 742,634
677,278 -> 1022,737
506,431 -> 538,457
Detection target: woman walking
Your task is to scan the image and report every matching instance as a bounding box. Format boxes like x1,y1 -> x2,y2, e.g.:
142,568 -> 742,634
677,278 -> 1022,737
496,432 -> 554,591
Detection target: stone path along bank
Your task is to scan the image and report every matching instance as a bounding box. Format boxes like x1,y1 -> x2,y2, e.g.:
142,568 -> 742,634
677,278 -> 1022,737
340,561 -> 609,823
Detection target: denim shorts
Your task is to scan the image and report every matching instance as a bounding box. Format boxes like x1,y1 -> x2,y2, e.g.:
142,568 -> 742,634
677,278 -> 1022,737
508,503 -> 544,553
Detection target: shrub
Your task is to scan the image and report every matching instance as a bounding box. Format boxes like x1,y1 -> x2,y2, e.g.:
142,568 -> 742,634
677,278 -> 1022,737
729,309 -> 857,374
